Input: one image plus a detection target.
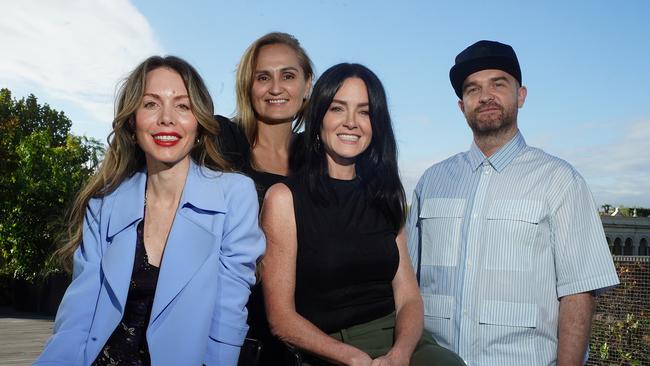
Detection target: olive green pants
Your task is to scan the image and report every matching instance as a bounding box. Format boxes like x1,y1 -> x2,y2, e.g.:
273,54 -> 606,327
301,312 -> 464,366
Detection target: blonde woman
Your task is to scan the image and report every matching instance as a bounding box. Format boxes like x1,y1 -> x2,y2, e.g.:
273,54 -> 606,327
217,31 -> 314,202
216,32 -> 314,365
36,56 -> 264,365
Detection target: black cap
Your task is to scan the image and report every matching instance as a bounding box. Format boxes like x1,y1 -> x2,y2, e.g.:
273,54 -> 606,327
449,40 -> 521,98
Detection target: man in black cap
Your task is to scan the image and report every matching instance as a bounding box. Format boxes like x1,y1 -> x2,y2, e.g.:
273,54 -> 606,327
407,40 -> 619,365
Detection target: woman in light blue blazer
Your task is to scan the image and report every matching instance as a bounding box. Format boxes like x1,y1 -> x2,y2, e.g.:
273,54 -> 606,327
35,56 -> 264,366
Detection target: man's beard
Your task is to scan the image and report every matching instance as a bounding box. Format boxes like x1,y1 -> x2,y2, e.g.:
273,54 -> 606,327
465,101 -> 518,138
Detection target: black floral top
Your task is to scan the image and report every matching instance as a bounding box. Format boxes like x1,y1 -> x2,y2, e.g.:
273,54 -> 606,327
93,219 -> 160,366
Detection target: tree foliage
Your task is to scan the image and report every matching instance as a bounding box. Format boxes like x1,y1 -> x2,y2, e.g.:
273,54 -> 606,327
601,204 -> 650,218
0,88 -> 104,281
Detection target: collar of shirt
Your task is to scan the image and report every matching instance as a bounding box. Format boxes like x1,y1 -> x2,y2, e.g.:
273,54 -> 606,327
465,131 -> 528,173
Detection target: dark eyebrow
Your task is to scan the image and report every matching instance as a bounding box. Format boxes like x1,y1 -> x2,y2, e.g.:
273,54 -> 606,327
331,99 -> 369,107
490,76 -> 509,83
463,76 -> 511,92
462,81 -> 478,91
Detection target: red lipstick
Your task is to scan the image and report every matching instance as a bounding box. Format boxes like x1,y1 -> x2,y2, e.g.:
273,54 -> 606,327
152,132 -> 181,147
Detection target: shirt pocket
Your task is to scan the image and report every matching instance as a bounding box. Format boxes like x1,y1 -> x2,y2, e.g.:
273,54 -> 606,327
479,300 -> 537,328
422,294 -> 454,350
478,301 -> 537,364
419,198 -> 465,267
484,199 -> 543,272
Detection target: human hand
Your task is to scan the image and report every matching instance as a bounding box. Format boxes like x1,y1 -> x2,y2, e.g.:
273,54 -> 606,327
370,350 -> 409,366
347,351 -> 373,366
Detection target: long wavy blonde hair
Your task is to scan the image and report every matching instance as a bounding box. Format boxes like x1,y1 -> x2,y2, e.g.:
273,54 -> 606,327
56,55 -> 229,271
234,32 -> 314,148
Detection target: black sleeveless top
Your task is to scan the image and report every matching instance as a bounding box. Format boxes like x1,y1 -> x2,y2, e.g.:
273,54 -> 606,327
286,175 -> 399,333
214,115 -> 303,206
215,115 -> 294,364
93,220 -> 159,366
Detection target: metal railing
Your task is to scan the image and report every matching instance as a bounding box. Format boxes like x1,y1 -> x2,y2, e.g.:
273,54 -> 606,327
587,256 -> 650,365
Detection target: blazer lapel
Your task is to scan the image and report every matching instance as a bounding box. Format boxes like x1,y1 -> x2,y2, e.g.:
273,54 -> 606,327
101,171 -> 146,314
149,162 -> 227,323
101,225 -> 138,313
149,210 -> 217,323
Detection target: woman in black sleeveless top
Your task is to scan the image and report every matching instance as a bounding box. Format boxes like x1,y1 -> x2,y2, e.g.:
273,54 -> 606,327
261,64 -> 464,365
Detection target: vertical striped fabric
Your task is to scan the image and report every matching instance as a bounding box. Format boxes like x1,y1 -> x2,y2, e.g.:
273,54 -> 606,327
406,132 -> 619,366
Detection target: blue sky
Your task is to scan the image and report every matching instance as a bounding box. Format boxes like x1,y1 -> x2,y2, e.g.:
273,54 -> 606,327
1,0 -> 649,207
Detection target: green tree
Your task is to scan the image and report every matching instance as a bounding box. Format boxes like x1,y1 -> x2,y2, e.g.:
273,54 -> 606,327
601,204 -> 612,214
0,88 -> 103,281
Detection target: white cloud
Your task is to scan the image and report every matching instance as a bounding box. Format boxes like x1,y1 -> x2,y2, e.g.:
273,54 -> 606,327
561,119 -> 650,207
0,0 -> 162,139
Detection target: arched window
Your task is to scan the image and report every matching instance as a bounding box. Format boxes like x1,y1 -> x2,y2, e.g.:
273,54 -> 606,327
640,238 -> 648,256
624,238 -> 634,255
613,238 -> 622,255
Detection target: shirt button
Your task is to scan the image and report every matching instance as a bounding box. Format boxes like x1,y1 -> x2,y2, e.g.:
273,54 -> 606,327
472,214 -> 478,218
484,169 -> 490,175
467,260 -> 472,267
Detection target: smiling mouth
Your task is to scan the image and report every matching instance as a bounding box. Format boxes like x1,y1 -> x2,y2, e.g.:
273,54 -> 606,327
267,99 -> 288,104
154,135 -> 179,141
338,134 -> 360,142
152,133 -> 181,146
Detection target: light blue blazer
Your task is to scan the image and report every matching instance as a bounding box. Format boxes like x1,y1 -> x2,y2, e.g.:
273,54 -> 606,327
35,162 -> 265,365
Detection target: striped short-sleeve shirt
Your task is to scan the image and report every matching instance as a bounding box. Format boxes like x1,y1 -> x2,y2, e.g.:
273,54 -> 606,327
407,131 -> 619,366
